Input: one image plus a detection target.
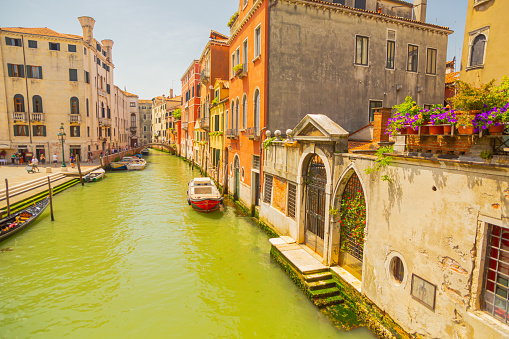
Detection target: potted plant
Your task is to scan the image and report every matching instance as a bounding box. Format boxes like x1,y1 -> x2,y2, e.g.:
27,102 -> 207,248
430,105 -> 457,135
474,104 -> 508,135
227,12 -> 239,28
456,113 -> 475,135
234,64 -> 244,78
387,96 -> 422,136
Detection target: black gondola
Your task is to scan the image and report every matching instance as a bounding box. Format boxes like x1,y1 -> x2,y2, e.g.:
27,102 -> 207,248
0,197 -> 50,242
141,148 -> 150,155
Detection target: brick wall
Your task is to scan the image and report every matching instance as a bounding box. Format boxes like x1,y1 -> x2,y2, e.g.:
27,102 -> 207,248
373,108 -> 391,143
407,135 -> 475,155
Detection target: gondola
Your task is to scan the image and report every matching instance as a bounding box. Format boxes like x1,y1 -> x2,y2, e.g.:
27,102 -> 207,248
0,197 -> 50,242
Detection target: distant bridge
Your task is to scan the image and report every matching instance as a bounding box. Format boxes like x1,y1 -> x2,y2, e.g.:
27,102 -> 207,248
144,143 -> 177,153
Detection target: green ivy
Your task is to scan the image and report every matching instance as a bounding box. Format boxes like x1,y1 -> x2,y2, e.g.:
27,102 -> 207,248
263,137 -> 276,149
364,146 -> 394,183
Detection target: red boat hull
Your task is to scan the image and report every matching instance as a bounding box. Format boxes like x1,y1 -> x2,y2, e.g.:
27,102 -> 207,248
190,199 -> 221,212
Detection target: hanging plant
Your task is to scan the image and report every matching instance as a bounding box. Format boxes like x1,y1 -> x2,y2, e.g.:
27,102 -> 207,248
339,191 -> 366,252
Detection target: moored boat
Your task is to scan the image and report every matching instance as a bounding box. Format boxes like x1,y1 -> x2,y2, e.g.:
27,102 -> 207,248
110,161 -> 129,170
84,168 -> 106,182
187,177 -> 223,212
126,159 -> 146,171
141,149 -> 150,156
0,197 -> 50,242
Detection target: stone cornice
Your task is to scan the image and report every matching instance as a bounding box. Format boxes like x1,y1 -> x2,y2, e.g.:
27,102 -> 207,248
228,0 -> 264,44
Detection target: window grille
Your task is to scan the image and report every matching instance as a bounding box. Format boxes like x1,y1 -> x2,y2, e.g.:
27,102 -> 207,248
340,173 -> 365,262
288,183 -> 297,219
483,223 -> 509,324
264,174 -> 273,204
252,155 -> 260,170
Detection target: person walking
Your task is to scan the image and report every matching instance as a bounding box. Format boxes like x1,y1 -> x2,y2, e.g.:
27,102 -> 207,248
11,153 -> 15,165
31,157 -> 39,172
40,154 -> 46,165
53,153 -> 58,167
70,155 -> 75,169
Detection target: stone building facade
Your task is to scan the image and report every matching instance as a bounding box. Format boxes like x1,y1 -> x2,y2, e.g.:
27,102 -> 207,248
0,17 -> 135,162
138,99 -> 152,145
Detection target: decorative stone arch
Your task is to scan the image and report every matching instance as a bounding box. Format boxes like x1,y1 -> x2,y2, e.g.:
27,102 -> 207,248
331,164 -> 369,280
232,153 -> 241,200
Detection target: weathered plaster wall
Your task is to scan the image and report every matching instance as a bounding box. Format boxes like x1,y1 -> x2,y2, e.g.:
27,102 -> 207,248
267,1 -> 449,134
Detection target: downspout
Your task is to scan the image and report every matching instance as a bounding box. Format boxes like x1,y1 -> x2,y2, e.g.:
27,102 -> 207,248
21,35 -> 32,145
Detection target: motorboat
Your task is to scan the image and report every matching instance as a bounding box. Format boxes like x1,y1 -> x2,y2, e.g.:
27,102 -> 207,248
187,177 -> 223,212
0,197 -> 49,242
84,168 -> 106,182
110,157 -> 135,170
141,149 -> 150,156
126,159 -> 146,171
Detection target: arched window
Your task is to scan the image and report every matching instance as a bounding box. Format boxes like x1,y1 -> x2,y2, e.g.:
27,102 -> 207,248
32,95 -> 43,113
14,94 -> 24,112
131,113 -> 136,127
242,94 -> 247,130
470,34 -> 486,67
230,100 -> 235,131
70,97 -> 79,114
254,89 -> 260,136
235,98 -> 240,132
225,110 -> 229,130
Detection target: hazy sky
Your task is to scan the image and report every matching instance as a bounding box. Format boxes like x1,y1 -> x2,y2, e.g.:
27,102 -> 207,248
1,0 -> 467,99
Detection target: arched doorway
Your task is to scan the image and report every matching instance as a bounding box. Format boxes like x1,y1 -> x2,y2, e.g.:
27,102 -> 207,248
234,155 -> 240,200
338,172 -> 366,280
304,154 -> 327,256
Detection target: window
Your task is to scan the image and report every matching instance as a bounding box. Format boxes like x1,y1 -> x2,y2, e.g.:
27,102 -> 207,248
230,100 -> 235,130
254,89 -> 260,136
26,66 -> 43,79
407,45 -> 419,72
355,0 -> 366,9
97,58 -> 101,66
69,69 -> 78,81
255,25 -> 261,57
390,256 -> 405,284
32,125 -> 46,137
288,183 -> 297,219
131,114 -> 136,127
482,223 -> 509,324
68,44 -> 76,52
470,34 -> 486,67
49,42 -> 60,51
70,126 -> 80,137
85,71 -> 90,84
231,53 -> 236,77
426,48 -> 437,75
107,84 -> 110,94
13,125 -> 29,136
144,126 -> 147,132
14,94 -> 25,112
70,97 -> 79,114
369,101 -> 383,122
28,40 -> 37,48
130,102 -> 136,107
264,174 -> 273,204
215,115 -> 219,131
386,41 -> 395,69
86,99 -> 89,117
7,64 -> 24,78
243,39 -> 248,71
87,126 -> 90,137
5,37 -> 21,46
355,36 -> 369,66
96,43 -> 102,52
32,95 -> 43,113
84,47 -> 87,55
242,95 -> 247,129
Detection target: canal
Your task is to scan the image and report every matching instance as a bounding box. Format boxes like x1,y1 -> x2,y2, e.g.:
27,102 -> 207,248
0,151 -> 374,338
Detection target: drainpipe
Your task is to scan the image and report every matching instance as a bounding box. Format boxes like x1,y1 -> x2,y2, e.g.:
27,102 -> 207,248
21,35 -> 32,145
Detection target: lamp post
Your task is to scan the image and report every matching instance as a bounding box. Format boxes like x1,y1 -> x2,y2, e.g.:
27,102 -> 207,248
57,124 -> 66,168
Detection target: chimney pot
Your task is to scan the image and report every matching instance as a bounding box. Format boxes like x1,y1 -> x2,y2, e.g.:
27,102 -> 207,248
413,0 -> 427,22
78,16 -> 95,43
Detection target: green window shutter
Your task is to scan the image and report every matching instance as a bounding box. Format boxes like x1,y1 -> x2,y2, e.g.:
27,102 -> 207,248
42,125 -> 46,136
77,127 -> 80,137
7,64 -> 12,77
32,125 -> 36,135
19,65 -> 24,78
13,125 -> 18,136
26,65 -> 31,78
38,66 -> 43,79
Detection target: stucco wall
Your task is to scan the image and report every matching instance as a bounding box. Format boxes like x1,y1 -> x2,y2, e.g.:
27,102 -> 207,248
267,1 -> 450,134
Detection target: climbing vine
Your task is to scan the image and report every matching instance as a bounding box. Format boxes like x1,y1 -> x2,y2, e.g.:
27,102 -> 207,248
339,191 -> 366,252
364,146 -> 394,183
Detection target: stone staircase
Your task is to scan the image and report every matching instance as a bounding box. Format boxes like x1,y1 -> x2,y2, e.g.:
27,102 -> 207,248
303,269 -> 344,308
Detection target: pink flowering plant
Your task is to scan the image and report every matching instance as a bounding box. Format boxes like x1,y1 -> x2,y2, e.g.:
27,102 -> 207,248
430,105 -> 457,125
473,103 -> 509,130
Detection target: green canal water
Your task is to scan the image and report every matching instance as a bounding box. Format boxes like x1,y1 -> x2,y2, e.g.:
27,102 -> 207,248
0,151 -> 374,338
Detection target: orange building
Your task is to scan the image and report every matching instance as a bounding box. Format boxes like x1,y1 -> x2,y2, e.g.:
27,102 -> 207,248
226,0 -> 268,208
180,61 -> 201,160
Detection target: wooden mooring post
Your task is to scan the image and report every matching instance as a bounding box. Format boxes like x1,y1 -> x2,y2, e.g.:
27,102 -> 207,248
5,179 -> 10,217
76,154 -> 84,186
47,177 -> 54,221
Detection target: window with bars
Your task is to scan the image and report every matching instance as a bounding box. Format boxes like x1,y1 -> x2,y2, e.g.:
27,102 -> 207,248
264,174 -> 273,204
287,182 -> 297,219
483,223 -> 509,324
252,155 -> 260,170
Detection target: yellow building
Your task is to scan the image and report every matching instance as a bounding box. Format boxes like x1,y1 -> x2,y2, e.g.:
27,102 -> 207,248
460,0 -> 509,85
209,79 -> 229,184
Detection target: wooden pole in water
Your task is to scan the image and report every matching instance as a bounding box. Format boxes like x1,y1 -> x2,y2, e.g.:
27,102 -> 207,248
76,154 -> 84,186
47,176 -> 54,221
222,147 -> 229,196
5,179 -> 10,217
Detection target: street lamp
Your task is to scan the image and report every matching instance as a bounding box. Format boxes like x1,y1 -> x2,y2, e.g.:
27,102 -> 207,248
57,124 -> 66,167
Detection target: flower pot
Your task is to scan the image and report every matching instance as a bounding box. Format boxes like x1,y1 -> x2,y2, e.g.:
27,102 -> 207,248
399,128 -> 406,135
421,122 -> 430,135
406,127 -> 419,135
443,125 -> 452,135
457,125 -> 474,135
429,125 -> 444,135
489,124 -> 505,135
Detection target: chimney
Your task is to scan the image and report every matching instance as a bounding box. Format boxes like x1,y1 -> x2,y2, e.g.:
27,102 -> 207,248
170,89 -> 174,98
413,0 -> 427,22
373,108 -> 392,144
101,39 -> 114,62
78,16 -> 95,43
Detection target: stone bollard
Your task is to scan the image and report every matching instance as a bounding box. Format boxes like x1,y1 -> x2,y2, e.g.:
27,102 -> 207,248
45,167 -> 52,173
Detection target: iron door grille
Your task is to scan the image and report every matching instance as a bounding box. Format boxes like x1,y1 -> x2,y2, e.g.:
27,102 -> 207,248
287,182 -> 297,219
340,173 -> 365,262
264,174 -> 273,204
304,155 -> 327,240
252,155 -> 260,170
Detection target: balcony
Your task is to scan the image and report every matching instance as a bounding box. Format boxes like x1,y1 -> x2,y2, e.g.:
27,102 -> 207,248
130,126 -> 137,135
99,117 -> 111,127
226,129 -> 238,139
246,127 -> 259,140
201,116 -> 209,129
12,112 -> 27,123
69,114 -> 81,124
30,112 -> 45,123
98,88 -> 108,98
200,69 -> 210,84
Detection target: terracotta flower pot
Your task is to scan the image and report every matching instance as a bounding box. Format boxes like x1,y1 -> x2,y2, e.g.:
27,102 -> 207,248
406,127 -> 419,135
489,124 -> 505,135
421,122 -> 430,135
398,128 -> 406,135
457,125 -> 475,135
443,125 -> 452,135
429,125 -> 444,135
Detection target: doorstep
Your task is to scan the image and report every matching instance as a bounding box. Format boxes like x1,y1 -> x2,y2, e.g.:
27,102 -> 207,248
269,237 -> 327,274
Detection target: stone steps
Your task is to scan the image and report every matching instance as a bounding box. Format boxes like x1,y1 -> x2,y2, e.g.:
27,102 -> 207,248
303,272 -> 332,282
314,295 -> 344,308
309,287 -> 341,299
306,279 -> 336,291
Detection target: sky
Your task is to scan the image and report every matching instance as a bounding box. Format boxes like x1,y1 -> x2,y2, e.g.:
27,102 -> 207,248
1,0 -> 467,100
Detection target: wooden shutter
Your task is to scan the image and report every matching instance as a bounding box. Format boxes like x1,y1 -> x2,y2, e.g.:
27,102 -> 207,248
32,125 -> 37,136
13,125 -> 18,136
38,66 -> 43,79
7,64 -> 12,77
77,127 -> 80,137
19,65 -> 24,78
42,125 -> 46,136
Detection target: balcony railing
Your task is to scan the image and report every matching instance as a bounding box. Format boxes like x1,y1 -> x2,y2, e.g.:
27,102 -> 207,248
30,112 -> 45,122
200,69 -> 210,84
69,114 -> 81,124
226,129 -> 238,138
99,117 -> 111,127
12,112 -> 27,122
201,117 -> 209,129
246,127 -> 259,140
98,88 -> 108,97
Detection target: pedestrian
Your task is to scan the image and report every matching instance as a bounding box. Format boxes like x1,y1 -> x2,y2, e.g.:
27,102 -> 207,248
11,153 -> 15,165
40,154 -> 46,165
31,157 -> 39,172
53,153 -> 58,167
70,155 -> 75,168
15,153 -> 20,165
